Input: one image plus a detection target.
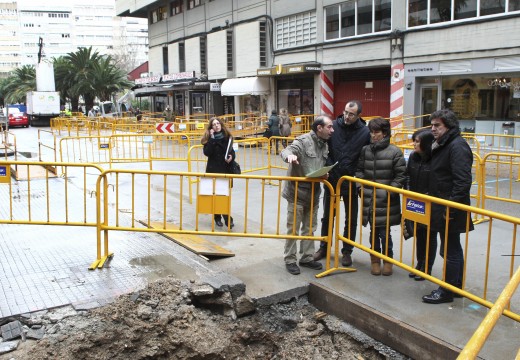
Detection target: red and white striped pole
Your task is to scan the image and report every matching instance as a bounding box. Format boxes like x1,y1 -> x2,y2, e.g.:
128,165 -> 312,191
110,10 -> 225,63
390,64 -> 404,128
320,71 -> 334,118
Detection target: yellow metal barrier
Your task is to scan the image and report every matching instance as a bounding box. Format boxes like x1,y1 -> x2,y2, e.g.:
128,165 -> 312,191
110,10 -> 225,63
186,137 -> 271,203
481,153 -> 520,210
325,175 -> 520,323
59,135 -> 113,165
458,265 -> 520,359
91,170 -> 336,271
0,160 -> 103,226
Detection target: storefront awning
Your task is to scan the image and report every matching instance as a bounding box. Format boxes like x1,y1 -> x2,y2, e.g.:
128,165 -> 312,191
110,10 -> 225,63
221,77 -> 270,96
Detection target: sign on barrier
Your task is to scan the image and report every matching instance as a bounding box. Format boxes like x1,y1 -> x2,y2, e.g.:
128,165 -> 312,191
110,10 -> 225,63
156,123 -> 174,133
0,165 -> 10,183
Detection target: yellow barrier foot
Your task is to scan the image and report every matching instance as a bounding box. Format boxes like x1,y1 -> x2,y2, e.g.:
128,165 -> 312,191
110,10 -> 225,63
315,266 -> 357,278
88,253 -> 114,270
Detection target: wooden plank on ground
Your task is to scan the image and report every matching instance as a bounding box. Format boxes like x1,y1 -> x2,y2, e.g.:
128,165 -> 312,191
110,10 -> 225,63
143,221 -> 235,258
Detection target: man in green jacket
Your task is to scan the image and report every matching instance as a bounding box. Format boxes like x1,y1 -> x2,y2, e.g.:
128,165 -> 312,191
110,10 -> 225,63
280,115 -> 334,275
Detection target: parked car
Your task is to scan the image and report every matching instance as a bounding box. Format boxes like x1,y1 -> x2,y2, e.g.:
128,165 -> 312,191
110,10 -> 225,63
8,108 -> 29,128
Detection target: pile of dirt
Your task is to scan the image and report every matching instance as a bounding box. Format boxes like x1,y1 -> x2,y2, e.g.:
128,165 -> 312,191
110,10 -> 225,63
0,278 -> 405,359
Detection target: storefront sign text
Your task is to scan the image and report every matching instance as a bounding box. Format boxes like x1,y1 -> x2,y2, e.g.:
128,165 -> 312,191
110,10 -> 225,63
162,71 -> 196,82
406,67 -> 434,73
135,76 -> 161,85
257,64 -> 321,76
210,83 -> 221,92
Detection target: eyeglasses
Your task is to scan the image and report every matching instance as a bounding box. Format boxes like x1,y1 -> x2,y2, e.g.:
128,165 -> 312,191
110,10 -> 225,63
343,111 -> 357,118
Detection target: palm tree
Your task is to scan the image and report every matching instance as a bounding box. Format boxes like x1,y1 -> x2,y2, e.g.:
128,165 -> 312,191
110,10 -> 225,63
53,56 -> 78,111
2,65 -> 36,104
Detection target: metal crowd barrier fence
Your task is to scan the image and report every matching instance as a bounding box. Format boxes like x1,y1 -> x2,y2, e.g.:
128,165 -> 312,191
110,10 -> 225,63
186,137 -> 271,203
481,153 -> 520,211
91,170 -> 335,271
0,161 -> 103,226
59,133 -> 195,170
1,130 -> 16,161
327,176 -> 519,323
459,265 -> 520,358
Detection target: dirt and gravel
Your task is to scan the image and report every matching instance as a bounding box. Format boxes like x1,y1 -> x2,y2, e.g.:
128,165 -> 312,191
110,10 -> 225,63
0,277 -> 407,359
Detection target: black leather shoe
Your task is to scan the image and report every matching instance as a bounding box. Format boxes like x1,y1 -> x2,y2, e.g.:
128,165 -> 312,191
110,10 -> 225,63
215,220 -> 223,227
225,220 -> 234,229
341,253 -> 353,267
422,289 -> 454,304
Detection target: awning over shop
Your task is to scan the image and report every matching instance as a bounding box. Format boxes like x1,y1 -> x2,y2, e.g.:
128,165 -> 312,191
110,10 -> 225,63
221,77 -> 270,96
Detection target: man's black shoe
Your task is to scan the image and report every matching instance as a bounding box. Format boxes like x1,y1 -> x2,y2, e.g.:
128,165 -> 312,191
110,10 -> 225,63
286,263 -> 300,275
215,220 -> 223,227
299,260 -> 323,270
422,289 -> 454,304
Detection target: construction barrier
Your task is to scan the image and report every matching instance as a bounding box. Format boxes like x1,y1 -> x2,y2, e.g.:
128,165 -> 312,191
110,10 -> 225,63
91,169 -> 336,271
326,175 -> 519,323
0,161 -> 103,226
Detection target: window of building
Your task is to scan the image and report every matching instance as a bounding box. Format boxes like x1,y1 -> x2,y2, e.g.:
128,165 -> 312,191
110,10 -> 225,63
226,30 -> 233,71
200,37 -> 206,74
188,0 -> 201,10
259,22 -> 267,67
408,0 -> 518,27
151,6 -> 167,24
163,46 -> 169,75
326,0 -> 391,40
276,11 -> 317,49
179,42 -> 185,72
170,0 -> 183,15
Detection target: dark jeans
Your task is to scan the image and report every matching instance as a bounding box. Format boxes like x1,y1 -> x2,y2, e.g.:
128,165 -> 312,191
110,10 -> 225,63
439,232 -> 464,292
369,226 -> 393,258
320,184 -> 358,255
416,226 -> 437,271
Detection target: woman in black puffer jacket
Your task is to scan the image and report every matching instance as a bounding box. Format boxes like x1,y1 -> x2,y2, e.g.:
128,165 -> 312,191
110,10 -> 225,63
406,129 -> 437,281
356,118 -> 406,276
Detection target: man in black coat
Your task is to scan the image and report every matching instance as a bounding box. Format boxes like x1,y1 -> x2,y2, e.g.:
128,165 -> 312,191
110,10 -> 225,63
422,109 -> 474,304
313,100 -> 371,267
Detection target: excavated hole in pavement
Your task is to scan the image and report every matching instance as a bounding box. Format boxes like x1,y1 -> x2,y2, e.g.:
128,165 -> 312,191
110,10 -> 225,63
0,277 -> 408,359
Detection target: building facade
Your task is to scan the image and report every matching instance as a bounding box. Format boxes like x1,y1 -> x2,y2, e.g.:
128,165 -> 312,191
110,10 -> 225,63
116,0 -> 520,135
0,0 -> 149,78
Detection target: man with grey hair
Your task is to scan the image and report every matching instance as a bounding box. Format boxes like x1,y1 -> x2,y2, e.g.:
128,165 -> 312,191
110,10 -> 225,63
422,109 -> 474,304
280,115 -> 334,275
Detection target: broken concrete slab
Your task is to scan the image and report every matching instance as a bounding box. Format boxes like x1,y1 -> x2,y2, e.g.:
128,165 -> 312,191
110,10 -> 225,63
1,320 -> 23,341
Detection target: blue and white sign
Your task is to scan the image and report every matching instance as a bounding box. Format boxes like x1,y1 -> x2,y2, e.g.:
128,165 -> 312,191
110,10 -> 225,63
0,166 -> 6,177
406,199 -> 426,215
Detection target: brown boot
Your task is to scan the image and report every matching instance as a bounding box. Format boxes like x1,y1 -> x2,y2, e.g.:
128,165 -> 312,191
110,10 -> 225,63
370,255 -> 381,276
382,261 -> 393,276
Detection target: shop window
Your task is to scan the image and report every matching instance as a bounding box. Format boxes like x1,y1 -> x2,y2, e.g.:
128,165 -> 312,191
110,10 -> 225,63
240,95 -> 267,115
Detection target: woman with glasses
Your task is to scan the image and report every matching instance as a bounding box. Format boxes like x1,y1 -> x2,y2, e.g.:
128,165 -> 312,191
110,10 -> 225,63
201,117 -> 235,229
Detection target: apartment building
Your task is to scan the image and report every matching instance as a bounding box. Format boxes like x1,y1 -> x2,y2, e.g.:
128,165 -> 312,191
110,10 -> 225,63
0,0 -> 148,78
116,0 -> 520,136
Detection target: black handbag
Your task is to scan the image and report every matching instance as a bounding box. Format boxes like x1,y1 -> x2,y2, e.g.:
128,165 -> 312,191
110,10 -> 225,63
229,160 -> 241,174
263,129 -> 272,138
